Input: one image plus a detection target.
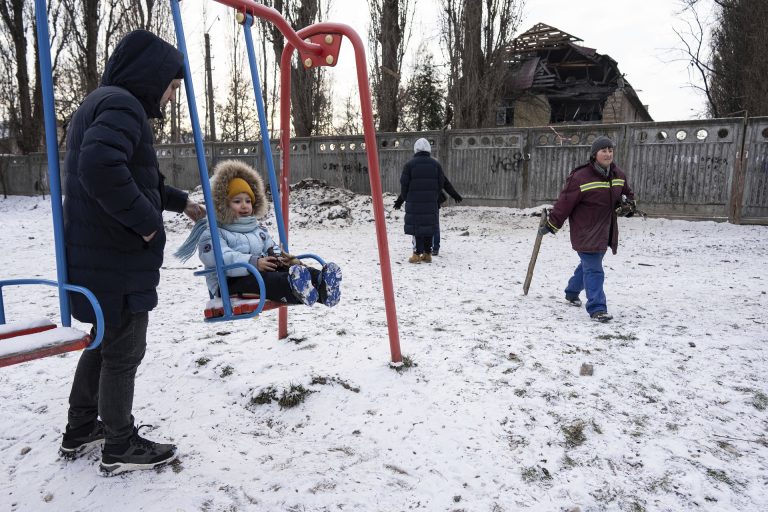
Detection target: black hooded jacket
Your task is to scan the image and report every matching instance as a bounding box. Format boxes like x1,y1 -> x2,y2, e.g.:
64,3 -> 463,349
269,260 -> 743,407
400,151 -> 445,236
63,30 -> 188,326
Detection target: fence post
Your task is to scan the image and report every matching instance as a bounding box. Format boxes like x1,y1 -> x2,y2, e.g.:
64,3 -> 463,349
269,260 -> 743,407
728,114 -> 749,224
522,127 -> 532,208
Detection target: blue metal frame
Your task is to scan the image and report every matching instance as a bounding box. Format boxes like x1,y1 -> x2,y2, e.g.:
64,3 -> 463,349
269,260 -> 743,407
0,0 -> 105,351
0,280 -> 104,349
242,13 -> 289,252
170,4 -> 329,322
170,0 -> 239,319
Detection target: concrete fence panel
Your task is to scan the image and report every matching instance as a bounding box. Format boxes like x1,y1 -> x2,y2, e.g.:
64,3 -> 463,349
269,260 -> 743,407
5,117 -> 767,224
742,118 -> 768,221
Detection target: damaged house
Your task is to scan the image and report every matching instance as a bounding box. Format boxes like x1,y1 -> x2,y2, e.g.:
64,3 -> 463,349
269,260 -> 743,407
498,23 -> 653,127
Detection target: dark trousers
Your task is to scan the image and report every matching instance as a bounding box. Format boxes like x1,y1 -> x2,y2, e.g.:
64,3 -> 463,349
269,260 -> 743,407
413,236 -> 433,255
67,306 -> 148,444
565,251 -> 607,316
227,269 -> 321,304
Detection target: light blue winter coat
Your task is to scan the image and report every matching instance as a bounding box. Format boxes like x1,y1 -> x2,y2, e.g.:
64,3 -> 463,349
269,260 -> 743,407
192,159 -> 275,297
198,219 -> 280,296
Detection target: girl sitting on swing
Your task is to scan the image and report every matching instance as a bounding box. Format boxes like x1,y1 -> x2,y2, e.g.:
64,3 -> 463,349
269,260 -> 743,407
175,160 -> 342,307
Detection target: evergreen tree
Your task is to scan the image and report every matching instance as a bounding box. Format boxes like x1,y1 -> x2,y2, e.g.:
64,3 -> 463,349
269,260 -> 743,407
401,51 -> 445,131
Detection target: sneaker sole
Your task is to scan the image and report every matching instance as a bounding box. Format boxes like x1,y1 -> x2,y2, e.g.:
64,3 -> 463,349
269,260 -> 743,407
289,265 -> 318,306
59,439 -> 105,460
321,263 -> 342,307
99,454 -> 178,476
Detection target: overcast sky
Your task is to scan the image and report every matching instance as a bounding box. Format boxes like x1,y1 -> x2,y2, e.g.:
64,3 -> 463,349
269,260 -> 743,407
182,0 -> 716,125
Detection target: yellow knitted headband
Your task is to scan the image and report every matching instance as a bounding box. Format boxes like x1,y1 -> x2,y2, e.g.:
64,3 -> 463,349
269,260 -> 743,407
227,177 -> 255,203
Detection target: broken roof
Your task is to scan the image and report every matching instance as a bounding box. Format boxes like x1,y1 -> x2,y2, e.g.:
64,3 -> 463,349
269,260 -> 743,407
505,23 -> 652,121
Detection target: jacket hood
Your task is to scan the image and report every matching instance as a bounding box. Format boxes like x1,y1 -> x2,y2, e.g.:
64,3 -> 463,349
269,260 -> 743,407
414,137 -> 431,154
211,160 -> 268,224
101,30 -> 184,119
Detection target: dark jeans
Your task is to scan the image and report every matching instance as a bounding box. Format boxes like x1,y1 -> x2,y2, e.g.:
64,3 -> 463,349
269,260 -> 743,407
413,236 -> 433,255
67,306 -> 148,444
227,268 -> 322,304
565,251 -> 607,316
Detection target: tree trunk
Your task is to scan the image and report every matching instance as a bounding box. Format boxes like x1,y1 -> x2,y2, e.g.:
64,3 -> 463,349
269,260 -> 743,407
0,0 -> 42,153
377,0 -> 401,132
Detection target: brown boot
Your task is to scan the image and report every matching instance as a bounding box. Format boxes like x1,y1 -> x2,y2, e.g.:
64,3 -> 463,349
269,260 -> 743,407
408,253 -> 421,263
420,253 -> 432,263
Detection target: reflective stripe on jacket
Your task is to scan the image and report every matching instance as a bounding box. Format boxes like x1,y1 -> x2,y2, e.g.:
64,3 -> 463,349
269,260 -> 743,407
547,162 -> 634,254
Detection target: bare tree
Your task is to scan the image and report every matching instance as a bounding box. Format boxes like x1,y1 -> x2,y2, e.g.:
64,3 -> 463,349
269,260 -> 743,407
367,0 -> 415,132
218,12 -> 258,142
59,0 -> 126,96
121,0 -> 173,38
333,90 -> 362,135
264,0 -> 333,137
438,0 -> 524,128
0,0 -> 44,153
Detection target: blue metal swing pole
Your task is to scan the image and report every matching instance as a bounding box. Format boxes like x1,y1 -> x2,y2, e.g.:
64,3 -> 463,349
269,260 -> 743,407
170,0 -> 234,317
34,0 -> 71,326
241,13 -> 289,252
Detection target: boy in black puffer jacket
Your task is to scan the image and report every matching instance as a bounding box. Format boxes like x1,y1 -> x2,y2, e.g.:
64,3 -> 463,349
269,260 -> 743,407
60,30 -> 205,476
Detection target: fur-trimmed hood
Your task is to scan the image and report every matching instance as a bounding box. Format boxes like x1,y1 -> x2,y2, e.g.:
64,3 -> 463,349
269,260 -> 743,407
211,160 -> 268,224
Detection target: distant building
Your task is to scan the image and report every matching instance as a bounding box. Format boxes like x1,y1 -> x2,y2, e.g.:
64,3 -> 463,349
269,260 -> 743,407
498,23 -> 653,127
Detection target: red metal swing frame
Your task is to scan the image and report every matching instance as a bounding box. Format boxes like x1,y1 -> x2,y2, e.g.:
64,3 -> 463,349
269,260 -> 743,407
211,0 -> 402,364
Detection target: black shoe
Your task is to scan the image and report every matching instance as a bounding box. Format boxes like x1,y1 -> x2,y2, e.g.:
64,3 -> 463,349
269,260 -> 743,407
591,311 -> 613,323
432,249 -> 439,256
99,425 -> 177,476
565,296 -> 582,307
60,420 -> 105,459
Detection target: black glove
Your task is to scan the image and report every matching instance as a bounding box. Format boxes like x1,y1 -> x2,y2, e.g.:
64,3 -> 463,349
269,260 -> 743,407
538,224 -> 554,236
616,199 -> 637,217
454,194 -> 463,204
393,197 -> 404,210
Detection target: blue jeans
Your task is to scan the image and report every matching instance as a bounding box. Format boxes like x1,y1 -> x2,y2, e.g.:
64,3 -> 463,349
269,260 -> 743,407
565,252 -> 607,316
411,235 -> 433,254
67,306 -> 148,444
432,225 -> 441,253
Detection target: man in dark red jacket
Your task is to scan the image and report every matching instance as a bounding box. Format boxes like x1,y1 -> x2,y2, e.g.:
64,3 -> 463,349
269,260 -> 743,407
540,136 -> 635,322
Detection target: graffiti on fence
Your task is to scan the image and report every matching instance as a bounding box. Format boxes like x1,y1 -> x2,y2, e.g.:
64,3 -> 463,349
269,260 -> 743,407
322,161 -> 369,174
489,153 -> 523,173
671,154 -> 729,170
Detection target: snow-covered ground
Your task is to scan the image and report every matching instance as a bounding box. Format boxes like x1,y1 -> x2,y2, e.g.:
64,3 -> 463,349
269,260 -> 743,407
0,183 -> 766,512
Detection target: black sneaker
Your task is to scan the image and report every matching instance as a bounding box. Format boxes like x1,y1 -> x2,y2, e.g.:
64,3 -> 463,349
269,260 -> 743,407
591,311 -> 613,323
99,425 -> 177,476
565,296 -> 582,307
60,420 -> 105,459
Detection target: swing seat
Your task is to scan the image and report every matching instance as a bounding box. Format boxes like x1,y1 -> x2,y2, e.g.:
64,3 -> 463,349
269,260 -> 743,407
203,295 -> 287,319
0,318 -> 92,368
198,254 -> 325,321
